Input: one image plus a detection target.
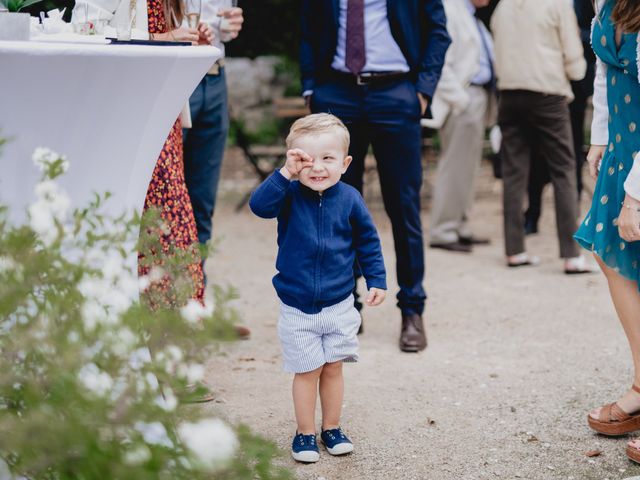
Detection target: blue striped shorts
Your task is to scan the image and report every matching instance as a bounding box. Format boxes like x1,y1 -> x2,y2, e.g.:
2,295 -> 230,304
277,295 -> 361,373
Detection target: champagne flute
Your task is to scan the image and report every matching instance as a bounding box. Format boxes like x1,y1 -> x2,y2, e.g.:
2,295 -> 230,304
185,0 -> 201,29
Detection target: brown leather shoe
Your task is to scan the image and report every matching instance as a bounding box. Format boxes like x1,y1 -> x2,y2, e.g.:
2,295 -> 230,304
399,313 -> 427,352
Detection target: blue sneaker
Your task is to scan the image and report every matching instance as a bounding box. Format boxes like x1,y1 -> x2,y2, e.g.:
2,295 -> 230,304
320,427 -> 354,455
291,432 -> 320,463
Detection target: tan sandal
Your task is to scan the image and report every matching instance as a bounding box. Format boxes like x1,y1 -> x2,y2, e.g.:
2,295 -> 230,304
588,385 -> 640,436
626,441 -> 640,464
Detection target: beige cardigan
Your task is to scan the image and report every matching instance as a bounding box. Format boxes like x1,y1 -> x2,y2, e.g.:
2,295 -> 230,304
490,0 -> 586,101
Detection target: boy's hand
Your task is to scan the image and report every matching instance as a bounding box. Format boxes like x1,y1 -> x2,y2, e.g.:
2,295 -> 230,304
365,288 -> 386,307
281,148 -> 313,180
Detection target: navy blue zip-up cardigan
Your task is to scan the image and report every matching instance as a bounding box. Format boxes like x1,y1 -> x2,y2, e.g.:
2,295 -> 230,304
250,170 -> 387,314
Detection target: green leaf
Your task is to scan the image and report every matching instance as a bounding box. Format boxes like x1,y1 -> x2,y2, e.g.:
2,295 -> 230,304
16,0 -> 43,11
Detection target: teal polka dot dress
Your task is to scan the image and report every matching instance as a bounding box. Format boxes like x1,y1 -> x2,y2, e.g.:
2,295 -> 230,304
574,0 -> 640,285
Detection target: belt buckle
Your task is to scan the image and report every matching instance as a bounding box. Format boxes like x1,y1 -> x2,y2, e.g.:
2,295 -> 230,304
356,73 -> 371,86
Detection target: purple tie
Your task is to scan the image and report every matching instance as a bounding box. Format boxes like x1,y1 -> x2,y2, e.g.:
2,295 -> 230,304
345,0 -> 366,74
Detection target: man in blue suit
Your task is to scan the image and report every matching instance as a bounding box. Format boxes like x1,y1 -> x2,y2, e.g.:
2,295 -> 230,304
301,0 -> 450,352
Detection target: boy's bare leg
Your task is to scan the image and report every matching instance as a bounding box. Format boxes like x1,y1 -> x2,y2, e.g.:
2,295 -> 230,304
319,361 -> 344,430
293,366 -> 324,434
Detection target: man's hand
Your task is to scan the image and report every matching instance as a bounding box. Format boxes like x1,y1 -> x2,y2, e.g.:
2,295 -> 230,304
197,22 -> 213,45
365,288 -> 386,307
281,148 -> 313,180
587,145 -> 606,180
618,194 -> 640,242
418,93 -> 429,116
218,7 -> 244,40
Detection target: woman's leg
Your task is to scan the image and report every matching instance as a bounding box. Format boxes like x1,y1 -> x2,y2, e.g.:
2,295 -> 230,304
590,254 -> 640,420
293,366 -> 323,435
319,361 -> 344,431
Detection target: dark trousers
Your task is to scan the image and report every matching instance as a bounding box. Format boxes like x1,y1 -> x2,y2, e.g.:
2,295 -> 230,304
525,58 -> 595,226
499,90 -> 579,258
311,76 -> 427,316
183,69 -> 229,247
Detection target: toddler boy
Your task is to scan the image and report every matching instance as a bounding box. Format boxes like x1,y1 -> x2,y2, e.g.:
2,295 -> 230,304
249,113 -> 387,463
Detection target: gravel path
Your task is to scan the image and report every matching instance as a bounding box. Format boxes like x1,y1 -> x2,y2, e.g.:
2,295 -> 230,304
203,159 -> 640,480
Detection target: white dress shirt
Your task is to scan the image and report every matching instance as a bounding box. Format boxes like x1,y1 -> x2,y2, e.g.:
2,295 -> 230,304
201,0 -> 233,57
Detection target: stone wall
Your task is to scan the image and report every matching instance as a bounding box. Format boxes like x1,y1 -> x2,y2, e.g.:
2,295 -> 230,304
225,56 -> 297,132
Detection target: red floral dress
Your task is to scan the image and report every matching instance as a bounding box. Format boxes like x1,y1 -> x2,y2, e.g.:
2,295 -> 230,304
138,0 -> 204,305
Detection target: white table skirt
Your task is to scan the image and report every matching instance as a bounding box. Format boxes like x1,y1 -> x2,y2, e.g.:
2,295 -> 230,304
0,40 -> 221,225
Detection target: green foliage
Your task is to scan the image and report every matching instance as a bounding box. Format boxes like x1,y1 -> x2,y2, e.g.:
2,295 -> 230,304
1,0 -> 43,12
0,146 -> 291,480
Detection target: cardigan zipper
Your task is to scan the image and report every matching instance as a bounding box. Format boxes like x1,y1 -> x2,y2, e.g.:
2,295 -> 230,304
313,192 -> 324,309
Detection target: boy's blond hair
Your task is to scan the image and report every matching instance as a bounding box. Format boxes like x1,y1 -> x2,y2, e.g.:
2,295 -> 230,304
285,113 -> 350,153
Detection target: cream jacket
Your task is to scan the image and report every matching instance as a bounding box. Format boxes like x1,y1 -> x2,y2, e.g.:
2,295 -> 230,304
422,0 -> 486,129
591,0 -> 640,200
490,0 -> 586,101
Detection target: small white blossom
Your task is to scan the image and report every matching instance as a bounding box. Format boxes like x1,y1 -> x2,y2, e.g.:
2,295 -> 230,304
165,345 -> 183,362
178,418 -> 238,471
155,387 -> 178,412
178,363 -> 205,383
81,300 -> 107,331
148,267 -> 165,283
129,347 -> 151,370
180,299 -> 213,324
123,445 -> 151,466
78,363 -> 113,397
32,147 -> 66,171
0,256 -> 17,274
138,275 -> 151,291
28,200 -> 57,245
134,421 -> 173,448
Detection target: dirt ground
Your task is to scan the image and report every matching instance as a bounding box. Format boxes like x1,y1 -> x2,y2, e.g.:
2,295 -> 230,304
202,149 -> 640,480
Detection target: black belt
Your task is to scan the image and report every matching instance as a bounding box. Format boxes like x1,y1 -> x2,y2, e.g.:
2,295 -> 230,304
326,69 -> 411,86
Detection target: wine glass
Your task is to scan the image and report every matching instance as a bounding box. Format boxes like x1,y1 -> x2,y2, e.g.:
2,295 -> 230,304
185,0 -> 201,29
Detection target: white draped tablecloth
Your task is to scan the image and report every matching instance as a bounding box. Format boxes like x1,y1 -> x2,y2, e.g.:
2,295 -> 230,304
0,40 -> 220,224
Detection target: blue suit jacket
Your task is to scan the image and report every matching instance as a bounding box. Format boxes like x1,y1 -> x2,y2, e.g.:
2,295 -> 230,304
300,0 -> 451,102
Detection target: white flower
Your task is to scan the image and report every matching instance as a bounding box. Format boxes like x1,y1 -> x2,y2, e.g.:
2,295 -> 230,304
28,200 -> 57,245
129,347 -> 151,370
180,299 -> 213,324
148,267 -> 165,283
165,345 -> 183,362
32,147 -> 57,170
102,251 -> 125,281
123,445 -> 151,466
134,421 -> 173,448
0,256 -> 16,274
178,363 -> 205,383
33,180 -> 70,219
155,387 -> 178,412
138,275 -> 151,291
178,418 -> 238,471
78,363 -> 113,397
81,300 -> 107,331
